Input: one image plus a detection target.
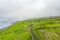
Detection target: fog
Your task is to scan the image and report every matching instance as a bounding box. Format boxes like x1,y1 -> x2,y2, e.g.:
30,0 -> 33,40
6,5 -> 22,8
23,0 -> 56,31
0,0 -> 60,29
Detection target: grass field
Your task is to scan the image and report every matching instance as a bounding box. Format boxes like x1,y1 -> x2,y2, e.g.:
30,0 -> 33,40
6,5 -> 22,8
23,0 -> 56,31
0,16 -> 60,40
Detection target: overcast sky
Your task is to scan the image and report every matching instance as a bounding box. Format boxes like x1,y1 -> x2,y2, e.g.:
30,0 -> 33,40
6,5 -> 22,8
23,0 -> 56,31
0,0 -> 60,29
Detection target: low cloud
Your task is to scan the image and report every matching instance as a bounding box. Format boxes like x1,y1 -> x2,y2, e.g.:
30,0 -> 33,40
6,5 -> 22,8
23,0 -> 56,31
0,0 -> 60,28
0,0 -> 60,20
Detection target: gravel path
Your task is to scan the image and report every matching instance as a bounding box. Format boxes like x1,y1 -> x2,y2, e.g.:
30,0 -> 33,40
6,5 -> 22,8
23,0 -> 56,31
30,27 -> 38,40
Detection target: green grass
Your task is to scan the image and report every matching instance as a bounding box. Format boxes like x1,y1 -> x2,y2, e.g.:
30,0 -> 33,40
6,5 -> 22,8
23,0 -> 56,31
0,16 -> 60,40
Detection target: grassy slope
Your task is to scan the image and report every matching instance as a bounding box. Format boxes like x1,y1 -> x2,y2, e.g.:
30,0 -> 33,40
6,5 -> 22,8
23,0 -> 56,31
0,16 -> 60,40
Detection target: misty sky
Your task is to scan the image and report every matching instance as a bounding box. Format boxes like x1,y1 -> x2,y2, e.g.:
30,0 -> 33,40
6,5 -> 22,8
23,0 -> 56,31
0,0 -> 60,29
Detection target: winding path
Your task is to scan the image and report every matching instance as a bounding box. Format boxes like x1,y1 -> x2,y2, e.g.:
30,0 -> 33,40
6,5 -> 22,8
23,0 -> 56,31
30,27 -> 38,40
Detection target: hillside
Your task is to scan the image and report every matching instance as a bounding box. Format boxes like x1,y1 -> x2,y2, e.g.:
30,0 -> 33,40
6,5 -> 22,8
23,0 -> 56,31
0,16 -> 60,40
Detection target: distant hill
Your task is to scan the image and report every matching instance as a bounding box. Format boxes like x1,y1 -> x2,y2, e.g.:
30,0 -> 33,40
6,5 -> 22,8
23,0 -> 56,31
0,16 -> 60,40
